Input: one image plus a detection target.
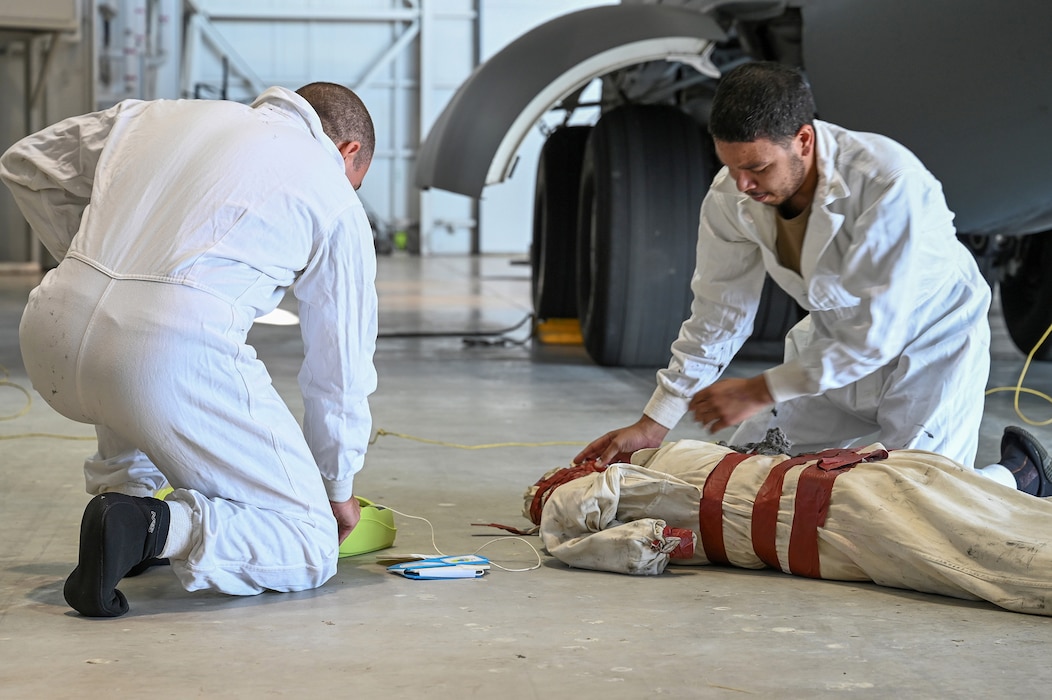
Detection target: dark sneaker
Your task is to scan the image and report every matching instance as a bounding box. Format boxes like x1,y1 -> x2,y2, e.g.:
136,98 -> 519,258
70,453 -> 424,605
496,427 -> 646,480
63,494 -> 170,617
1000,426 -> 1052,497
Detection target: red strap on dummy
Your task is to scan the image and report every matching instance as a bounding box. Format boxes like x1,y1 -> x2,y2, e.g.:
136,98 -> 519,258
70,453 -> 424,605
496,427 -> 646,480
697,452 -> 752,564
662,526 -> 696,559
752,448 -> 888,574
751,450 -> 842,570
480,460 -> 615,535
787,449 -> 888,577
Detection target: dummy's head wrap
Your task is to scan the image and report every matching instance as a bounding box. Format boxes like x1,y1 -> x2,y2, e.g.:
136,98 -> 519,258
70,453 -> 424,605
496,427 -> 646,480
522,461 -> 608,525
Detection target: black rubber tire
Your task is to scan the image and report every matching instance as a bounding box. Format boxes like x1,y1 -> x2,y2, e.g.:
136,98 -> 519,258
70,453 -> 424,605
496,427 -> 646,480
531,126 -> 591,320
1000,230 -> 1052,361
576,105 -> 803,367
576,105 -> 711,367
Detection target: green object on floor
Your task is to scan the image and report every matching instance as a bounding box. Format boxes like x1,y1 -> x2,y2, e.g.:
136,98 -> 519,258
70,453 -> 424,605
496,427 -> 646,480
339,496 -> 397,557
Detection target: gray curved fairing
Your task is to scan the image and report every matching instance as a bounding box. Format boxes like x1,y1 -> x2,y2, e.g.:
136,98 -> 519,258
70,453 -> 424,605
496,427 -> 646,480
414,4 -> 725,197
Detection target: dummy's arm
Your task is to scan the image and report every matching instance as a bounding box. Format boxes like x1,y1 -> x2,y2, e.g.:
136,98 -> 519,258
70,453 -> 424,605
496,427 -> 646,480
539,465 -> 697,576
0,103 -> 129,261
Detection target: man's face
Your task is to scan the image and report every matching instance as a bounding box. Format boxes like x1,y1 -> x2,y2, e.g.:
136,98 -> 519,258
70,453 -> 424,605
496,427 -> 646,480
714,134 -> 808,209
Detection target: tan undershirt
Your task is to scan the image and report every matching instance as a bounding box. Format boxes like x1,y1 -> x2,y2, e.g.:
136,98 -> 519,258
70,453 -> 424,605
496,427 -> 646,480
775,205 -> 812,275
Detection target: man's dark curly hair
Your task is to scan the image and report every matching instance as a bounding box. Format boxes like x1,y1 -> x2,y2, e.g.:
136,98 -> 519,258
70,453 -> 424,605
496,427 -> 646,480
708,62 -> 816,145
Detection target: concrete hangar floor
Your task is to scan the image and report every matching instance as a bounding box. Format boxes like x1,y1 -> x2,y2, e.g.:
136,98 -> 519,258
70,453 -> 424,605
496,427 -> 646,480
2,253 -> 1051,698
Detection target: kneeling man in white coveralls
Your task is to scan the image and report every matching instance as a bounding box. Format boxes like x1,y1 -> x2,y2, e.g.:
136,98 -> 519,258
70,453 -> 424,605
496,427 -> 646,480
1,83 -> 378,617
531,428 -> 1052,617
578,61 -> 992,472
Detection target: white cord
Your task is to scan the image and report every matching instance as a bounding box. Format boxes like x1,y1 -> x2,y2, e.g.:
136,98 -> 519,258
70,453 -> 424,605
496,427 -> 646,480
378,505 -> 543,572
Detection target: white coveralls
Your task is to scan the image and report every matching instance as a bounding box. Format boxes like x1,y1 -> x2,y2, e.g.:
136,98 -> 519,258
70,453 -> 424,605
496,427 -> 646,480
535,441 -> 1052,617
0,88 -> 377,595
644,120 -> 991,466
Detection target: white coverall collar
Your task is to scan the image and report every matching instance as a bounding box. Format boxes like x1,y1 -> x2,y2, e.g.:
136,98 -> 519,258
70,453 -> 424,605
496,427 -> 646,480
250,86 -> 343,167
810,120 -> 851,207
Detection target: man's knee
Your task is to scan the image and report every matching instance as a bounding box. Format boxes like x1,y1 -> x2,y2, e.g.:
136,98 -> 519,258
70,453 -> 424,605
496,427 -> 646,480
267,507 -> 340,591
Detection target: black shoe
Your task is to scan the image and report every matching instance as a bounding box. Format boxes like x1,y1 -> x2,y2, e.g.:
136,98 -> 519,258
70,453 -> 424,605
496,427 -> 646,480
999,426 -> 1052,497
63,494 -> 170,618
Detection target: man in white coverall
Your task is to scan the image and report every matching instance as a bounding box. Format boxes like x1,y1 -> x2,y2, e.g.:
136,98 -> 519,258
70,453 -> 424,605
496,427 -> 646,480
577,62 -> 992,471
0,82 -> 377,617
533,429 -> 1052,617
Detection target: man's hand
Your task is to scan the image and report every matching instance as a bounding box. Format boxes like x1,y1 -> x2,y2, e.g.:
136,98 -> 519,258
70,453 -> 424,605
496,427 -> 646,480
689,375 -> 773,433
330,497 -> 363,544
574,415 -> 670,466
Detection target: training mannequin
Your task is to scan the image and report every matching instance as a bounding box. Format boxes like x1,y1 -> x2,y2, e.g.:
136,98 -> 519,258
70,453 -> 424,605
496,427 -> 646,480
528,427 -> 1052,617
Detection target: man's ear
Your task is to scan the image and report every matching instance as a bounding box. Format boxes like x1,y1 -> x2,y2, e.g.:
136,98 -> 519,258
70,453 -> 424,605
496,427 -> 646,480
337,140 -> 362,161
796,125 -> 815,158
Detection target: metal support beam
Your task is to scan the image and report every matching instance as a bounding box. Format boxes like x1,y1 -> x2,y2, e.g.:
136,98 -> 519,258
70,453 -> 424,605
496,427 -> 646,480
181,0 -> 266,97
28,31 -> 62,111
353,19 -> 419,93
417,0 -> 433,254
195,6 -> 475,22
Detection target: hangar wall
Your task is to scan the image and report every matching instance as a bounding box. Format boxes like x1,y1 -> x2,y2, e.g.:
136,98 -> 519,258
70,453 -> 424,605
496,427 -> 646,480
0,0 -> 610,267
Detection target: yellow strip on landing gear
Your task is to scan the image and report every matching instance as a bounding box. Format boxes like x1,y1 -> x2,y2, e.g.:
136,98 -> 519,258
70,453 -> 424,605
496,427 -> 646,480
535,318 -> 582,345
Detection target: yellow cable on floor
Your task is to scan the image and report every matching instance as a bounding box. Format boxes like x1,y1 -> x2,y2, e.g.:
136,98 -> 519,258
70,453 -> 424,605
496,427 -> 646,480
0,433 -> 97,440
0,376 -> 31,421
985,321 -> 1052,426
369,428 -> 585,449
0,370 -> 32,421
0,363 -> 95,439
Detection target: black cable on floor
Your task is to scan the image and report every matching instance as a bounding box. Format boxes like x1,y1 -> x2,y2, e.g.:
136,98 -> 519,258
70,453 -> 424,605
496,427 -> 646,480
376,312 -> 534,343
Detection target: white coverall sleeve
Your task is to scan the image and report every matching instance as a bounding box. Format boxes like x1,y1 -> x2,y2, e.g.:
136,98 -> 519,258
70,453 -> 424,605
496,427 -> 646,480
763,172 -> 946,400
540,466 -> 695,576
0,102 -> 132,261
644,190 -> 767,428
293,203 -> 378,502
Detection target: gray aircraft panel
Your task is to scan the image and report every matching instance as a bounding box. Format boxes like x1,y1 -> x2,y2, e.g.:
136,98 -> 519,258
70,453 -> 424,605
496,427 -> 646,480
414,4 -> 725,197
799,0 -> 1052,236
